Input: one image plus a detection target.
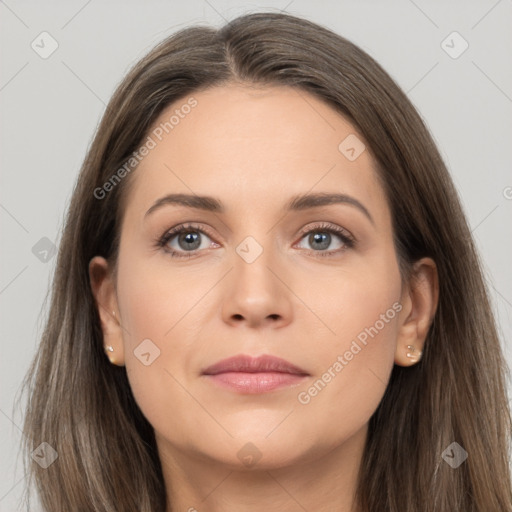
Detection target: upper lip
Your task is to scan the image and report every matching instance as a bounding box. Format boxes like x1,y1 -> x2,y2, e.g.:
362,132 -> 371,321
202,354 -> 309,376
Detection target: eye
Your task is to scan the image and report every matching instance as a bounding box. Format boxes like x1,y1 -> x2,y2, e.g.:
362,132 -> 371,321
294,222 -> 355,257
156,222 -> 356,260
157,223 -> 218,259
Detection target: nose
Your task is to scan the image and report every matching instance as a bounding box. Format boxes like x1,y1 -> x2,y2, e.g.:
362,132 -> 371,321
221,243 -> 293,330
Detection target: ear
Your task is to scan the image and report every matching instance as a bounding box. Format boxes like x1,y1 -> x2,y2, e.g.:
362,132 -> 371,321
394,257 -> 439,366
88,256 -> 125,366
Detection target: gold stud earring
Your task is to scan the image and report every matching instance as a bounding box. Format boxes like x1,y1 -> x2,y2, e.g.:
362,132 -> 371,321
406,345 -> 422,362
104,345 -> 116,365
106,313 -> 117,364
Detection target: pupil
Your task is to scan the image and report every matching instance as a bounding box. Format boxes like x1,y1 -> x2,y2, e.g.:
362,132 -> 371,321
180,232 -> 200,250
310,232 -> 330,250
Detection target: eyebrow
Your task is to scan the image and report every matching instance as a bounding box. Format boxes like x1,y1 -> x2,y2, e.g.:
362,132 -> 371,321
144,192 -> 374,225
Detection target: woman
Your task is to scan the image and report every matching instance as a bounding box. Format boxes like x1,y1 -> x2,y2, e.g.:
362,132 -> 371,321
20,11 -> 512,512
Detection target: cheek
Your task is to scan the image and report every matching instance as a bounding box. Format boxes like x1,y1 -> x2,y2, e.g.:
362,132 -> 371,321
294,249 -> 401,432
115,246 -> 222,431
309,248 -> 402,361
116,247 -> 203,343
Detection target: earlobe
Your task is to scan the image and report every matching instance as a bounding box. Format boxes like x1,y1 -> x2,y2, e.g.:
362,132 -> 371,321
394,257 -> 439,367
88,256 -> 125,366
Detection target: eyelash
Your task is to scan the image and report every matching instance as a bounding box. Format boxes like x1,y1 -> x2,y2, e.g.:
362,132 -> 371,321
155,222 -> 356,260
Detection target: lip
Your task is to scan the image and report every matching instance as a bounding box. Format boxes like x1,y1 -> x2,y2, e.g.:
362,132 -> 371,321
201,354 -> 309,394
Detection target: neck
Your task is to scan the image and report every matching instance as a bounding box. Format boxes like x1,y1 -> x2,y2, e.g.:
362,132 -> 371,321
159,424 -> 367,512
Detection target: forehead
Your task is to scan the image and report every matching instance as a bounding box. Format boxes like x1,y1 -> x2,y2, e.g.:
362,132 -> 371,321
121,83 -> 389,226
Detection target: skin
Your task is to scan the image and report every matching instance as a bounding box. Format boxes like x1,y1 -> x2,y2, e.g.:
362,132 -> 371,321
89,83 -> 438,512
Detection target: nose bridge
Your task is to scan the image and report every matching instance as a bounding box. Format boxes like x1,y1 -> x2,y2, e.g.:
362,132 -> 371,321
233,232 -> 279,296
229,206 -> 278,269
222,230 -> 292,326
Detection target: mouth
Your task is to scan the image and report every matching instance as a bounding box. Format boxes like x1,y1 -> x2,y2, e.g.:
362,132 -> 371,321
201,354 -> 309,394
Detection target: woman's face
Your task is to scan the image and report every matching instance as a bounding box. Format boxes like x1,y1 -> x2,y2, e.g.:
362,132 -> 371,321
96,83 -> 412,470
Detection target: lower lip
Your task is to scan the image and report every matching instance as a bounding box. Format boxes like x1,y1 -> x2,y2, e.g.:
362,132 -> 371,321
204,372 -> 308,393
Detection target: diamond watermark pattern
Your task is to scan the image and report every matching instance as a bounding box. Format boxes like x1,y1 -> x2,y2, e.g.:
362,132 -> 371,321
31,32 -> 59,59
134,338 -> 161,366
441,441 -> 468,468
441,31 -> 469,59
32,237 -> 57,263
31,442 -> 58,469
237,442 -> 262,468
236,236 -> 263,264
338,134 -> 366,161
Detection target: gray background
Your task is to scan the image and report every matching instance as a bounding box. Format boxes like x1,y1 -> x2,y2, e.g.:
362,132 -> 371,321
1,0 -> 511,509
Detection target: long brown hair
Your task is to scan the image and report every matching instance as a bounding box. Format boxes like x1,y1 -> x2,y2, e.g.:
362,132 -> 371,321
18,11 -> 512,511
